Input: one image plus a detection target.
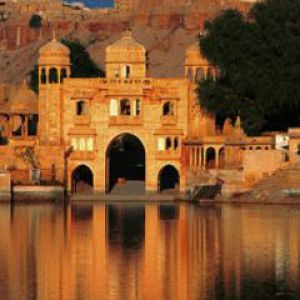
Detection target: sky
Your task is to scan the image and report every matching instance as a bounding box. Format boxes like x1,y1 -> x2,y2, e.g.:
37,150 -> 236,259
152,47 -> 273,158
67,0 -> 114,8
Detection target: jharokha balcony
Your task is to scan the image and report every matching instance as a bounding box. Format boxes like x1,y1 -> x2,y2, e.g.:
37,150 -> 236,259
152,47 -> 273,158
109,115 -> 142,126
160,115 -> 177,126
156,149 -> 181,160
70,151 -> 95,161
74,115 -> 91,126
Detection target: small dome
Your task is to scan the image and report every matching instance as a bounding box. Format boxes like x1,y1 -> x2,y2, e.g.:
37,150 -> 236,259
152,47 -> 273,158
39,37 -> 70,66
185,42 -> 210,66
106,31 -> 146,64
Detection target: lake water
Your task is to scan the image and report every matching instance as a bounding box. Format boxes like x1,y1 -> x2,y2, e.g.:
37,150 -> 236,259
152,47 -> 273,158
0,203 -> 300,300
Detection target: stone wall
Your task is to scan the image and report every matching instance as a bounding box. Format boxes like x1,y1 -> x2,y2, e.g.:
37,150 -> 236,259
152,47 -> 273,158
0,172 -> 11,201
243,150 -> 284,184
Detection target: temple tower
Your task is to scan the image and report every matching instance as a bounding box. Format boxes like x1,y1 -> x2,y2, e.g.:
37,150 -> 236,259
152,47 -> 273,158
38,36 -> 71,145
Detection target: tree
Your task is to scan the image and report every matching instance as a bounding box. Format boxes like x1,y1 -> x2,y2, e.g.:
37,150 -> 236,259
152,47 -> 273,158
29,39 -> 105,93
197,0 -> 300,135
61,39 -> 104,78
29,14 -> 42,29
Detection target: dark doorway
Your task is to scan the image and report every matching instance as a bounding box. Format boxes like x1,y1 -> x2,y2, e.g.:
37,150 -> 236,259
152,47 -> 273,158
106,134 -> 145,194
72,165 -> 94,194
158,165 -> 180,193
206,147 -> 216,169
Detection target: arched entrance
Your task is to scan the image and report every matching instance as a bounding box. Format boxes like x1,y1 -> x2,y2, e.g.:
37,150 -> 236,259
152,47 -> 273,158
106,133 -> 145,194
206,147 -> 216,169
158,165 -> 180,193
72,165 -> 94,194
219,147 -> 225,169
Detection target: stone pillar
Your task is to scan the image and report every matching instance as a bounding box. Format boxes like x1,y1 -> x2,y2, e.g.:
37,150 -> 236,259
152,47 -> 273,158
23,115 -> 28,137
215,147 -> 219,169
57,68 -> 61,85
8,115 -> 13,137
203,147 -> 207,169
188,147 -> 192,167
199,146 -> 203,167
16,26 -> 21,48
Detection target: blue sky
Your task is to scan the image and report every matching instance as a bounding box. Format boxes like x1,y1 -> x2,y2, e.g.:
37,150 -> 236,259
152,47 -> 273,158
68,0 -> 114,8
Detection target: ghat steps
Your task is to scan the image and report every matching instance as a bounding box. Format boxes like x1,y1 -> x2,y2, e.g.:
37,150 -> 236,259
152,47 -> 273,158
240,163 -> 300,202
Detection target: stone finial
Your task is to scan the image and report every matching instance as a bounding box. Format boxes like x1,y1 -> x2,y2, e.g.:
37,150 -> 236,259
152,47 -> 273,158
234,115 -> 245,136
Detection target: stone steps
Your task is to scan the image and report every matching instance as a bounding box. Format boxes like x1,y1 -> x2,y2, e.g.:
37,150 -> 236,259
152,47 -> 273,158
245,163 -> 300,201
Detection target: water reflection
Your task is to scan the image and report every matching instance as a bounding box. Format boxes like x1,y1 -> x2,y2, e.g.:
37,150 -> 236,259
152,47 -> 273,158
0,203 -> 300,300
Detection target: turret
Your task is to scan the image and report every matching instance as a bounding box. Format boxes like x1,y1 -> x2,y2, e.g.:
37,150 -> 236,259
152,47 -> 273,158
105,31 -> 146,79
38,35 -> 71,87
185,42 -> 216,82
38,35 -> 71,145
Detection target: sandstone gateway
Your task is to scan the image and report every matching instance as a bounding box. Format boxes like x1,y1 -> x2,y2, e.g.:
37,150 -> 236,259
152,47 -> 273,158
0,31 -> 295,197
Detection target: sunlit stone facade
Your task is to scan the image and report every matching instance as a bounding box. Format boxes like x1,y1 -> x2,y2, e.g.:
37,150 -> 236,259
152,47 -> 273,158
0,31 -> 293,195
36,31 -> 217,193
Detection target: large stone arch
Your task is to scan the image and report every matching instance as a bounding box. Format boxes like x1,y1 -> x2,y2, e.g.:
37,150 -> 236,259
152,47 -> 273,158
105,132 -> 146,194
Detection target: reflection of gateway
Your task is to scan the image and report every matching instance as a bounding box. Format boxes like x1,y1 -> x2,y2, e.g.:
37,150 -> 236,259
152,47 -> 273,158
25,30 -> 229,196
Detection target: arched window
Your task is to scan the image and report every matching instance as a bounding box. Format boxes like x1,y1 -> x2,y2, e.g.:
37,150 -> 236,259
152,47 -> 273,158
195,68 -> 205,81
166,137 -> 172,150
114,67 -> 119,78
162,101 -> 174,116
110,99 -> 118,116
40,68 -> 46,84
186,67 -> 194,81
207,67 -> 214,79
79,138 -> 85,151
76,101 -> 87,116
60,68 -> 67,83
71,138 -> 78,151
206,147 -> 216,169
122,65 -> 130,79
174,137 -> 179,150
134,99 -> 141,116
49,68 -> 58,84
86,138 -> 94,151
219,147 -> 225,169
120,99 -> 131,115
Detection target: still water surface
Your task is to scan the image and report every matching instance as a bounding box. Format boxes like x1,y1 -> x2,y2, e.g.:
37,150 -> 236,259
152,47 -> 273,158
0,203 -> 300,300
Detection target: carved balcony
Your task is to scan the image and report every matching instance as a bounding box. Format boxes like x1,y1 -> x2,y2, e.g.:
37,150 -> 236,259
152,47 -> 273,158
70,151 -> 95,161
109,115 -> 142,126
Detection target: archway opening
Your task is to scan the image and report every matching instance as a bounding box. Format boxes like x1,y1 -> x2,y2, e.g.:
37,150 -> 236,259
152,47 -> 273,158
219,147 -> 225,169
72,165 -> 94,194
158,165 -> 180,193
206,147 -> 216,169
106,134 -> 145,194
